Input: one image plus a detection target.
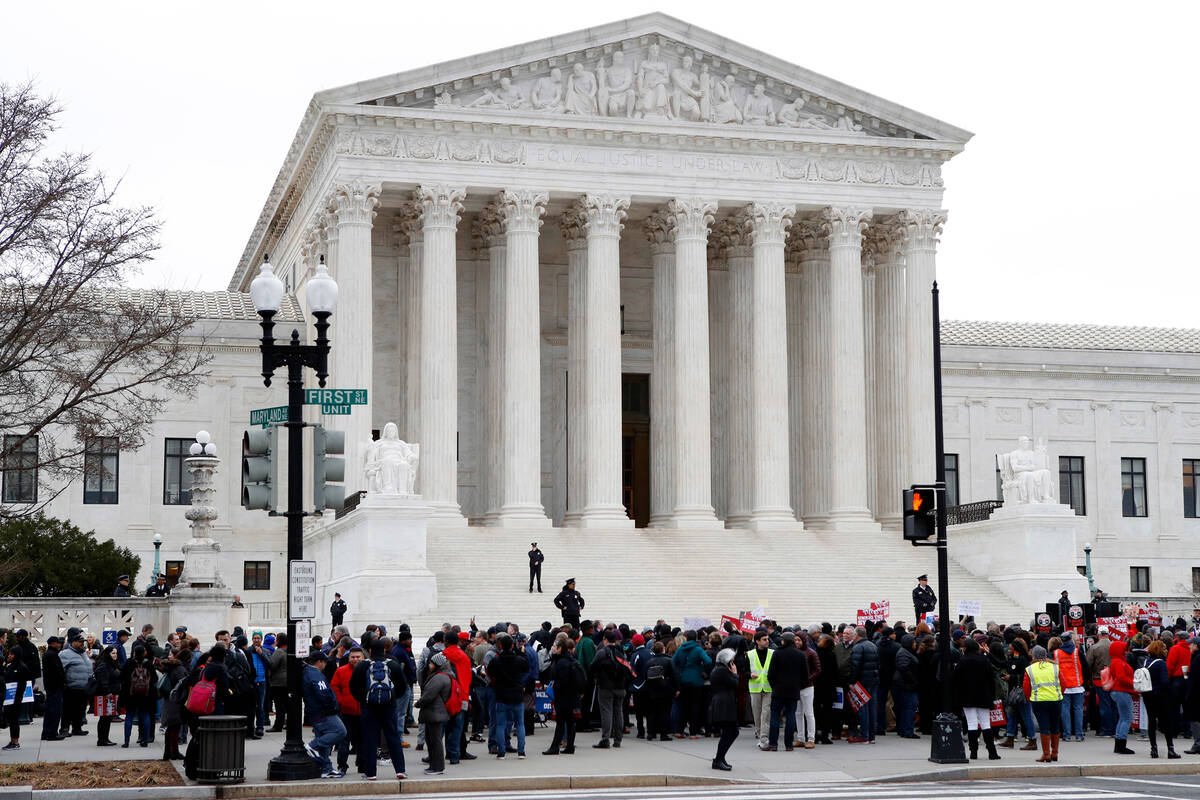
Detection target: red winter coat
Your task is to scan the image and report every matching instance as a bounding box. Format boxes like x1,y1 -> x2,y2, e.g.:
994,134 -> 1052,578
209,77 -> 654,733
1108,641 -> 1135,694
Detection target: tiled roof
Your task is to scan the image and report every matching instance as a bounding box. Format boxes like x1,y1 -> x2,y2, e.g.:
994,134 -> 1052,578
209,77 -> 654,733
31,289 -> 304,322
942,320 -> 1200,354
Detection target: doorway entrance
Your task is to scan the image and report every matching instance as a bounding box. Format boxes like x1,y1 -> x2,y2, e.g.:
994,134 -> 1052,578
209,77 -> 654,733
622,373 -> 651,527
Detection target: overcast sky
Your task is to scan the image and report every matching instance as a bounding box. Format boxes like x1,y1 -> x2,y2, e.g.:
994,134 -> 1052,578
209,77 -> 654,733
5,2 -> 1197,327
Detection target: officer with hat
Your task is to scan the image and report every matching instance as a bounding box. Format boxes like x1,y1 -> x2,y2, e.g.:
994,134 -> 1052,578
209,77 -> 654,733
113,574 -> 134,597
528,542 -> 544,593
554,578 -> 585,628
913,574 -> 937,623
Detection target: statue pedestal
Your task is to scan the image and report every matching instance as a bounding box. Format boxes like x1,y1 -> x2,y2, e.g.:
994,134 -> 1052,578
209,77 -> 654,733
168,586 -> 234,642
304,493 -> 438,631
951,502 -> 1089,614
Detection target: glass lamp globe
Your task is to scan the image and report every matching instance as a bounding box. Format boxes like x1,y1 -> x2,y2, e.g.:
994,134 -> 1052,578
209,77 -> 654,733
307,256 -> 339,315
249,255 -> 285,313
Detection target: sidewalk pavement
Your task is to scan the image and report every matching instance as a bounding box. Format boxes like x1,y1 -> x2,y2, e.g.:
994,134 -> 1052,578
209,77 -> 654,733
7,725 -> 1200,793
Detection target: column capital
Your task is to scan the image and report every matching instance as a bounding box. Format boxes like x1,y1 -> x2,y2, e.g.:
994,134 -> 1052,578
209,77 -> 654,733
300,218 -> 322,271
1091,400 -> 1113,411
320,202 -> 340,245
822,206 -> 873,249
561,203 -> 589,251
1153,402 -> 1176,414
581,193 -> 630,238
332,179 -> 381,227
745,201 -> 796,247
713,215 -> 753,260
788,217 -> 828,262
865,215 -> 907,267
666,198 -> 717,242
498,188 -> 548,234
897,208 -> 948,251
390,212 -> 410,252
396,200 -> 423,244
416,184 -> 466,230
474,203 -> 506,250
643,210 -> 675,256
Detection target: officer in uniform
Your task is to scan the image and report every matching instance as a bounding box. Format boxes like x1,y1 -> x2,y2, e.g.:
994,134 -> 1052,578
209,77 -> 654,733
912,574 -> 936,624
528,542 -> 544,593
553,578 -> 585,628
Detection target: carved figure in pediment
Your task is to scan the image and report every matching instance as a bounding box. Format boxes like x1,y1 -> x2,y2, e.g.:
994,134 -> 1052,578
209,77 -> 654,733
434,90 -> 459,109
669,55 -> 704,121
711,74 -> 742,124
564,62 -> 598,115
597,51 -> 635,118
835,114 -> 864,133
778,97 -> 832,129
531,68 -> 565,113
742,83 -> 776,126
635,43 -> 671,119
698,64 -> 712,121
467,76 -> 526,110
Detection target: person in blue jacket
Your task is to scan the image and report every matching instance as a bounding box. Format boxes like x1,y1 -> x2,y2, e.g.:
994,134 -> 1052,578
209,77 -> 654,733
672,630 -> 712,738
302,651 -> 346,778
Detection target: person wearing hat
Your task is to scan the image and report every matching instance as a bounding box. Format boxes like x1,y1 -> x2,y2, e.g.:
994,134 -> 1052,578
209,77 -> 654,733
1022,644 -> 1062,762
554,579 -> 585,628
1057,591 -> 1072,622
330,593 -> 347,627
301,650 -> 346,778
113,574 -> 134,597
145,574 -> 171,598
912,575 -> 936,624
415,652 -> 453,774
115,630 -> 131,665
41,636 -> 67,741
528,543 -> 544,594
60,633 -> 92,737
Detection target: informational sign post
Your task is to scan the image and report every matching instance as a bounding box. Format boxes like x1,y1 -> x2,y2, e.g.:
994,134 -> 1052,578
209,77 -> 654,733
288,560 -> 317,620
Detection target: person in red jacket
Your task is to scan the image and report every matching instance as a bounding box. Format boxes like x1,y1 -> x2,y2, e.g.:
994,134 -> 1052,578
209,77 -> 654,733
332,647 -> 364,774
1166,633 -> 1191,735
1108,640 -> 1136,754
441,628 -> 476,764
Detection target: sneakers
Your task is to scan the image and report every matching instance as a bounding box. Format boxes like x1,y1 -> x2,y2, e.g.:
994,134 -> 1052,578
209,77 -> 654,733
423,768 -> 444,775
397,772 -> 407,779
304,742 -> 320,761
320,770 -> 341,779
847,736 -> 870,744
1,743 -> 18,751
517,752 -> 526,759
366,775 -> 377,781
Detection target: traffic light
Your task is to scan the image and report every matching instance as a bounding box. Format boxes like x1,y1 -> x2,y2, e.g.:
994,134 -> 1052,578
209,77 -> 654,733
312,424 -> 346,512
241,427 -> 278,511
903,485 -> 937,541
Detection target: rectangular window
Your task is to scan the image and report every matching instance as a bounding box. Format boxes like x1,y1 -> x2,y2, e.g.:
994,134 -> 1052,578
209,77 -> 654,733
1058,456 -> 1086,516
2,435 -> 38,504
163,438 -> 193,505
944,454 -> 959,507
1130,566 -> 1151,593
243,560 -> 271,591
1192,566 -> 1200,595
1185,460 -> 1200,519
1121,457 -> 1148,517
83,436 -> 120,504
165,560 -> 183,589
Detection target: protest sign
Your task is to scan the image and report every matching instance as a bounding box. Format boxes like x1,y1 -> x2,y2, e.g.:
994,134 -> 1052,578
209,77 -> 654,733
956,599 -> 982,617
683,617 -> 713,631
856,600 -> 890,626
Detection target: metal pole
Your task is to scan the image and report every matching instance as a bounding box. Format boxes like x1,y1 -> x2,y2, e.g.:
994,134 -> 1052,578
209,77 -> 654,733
1085,545 -> 1096,595
152,541 -> 161,581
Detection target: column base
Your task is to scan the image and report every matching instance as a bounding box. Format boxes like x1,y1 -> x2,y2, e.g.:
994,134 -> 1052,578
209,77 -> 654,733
488,505 -> 551,527
727,514 -> 804,532
646,513 -> 675,529
877,514 -> 902,532
822,508 -> 882,533
801,514 -> 829,530
658,506 -> 725,530
426,505 -> 468,528
563,506 -> 634,528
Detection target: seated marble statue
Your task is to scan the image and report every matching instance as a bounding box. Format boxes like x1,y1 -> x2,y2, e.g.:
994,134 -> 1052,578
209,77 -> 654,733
362,422 -> 419,496
998,435 -> 1056,504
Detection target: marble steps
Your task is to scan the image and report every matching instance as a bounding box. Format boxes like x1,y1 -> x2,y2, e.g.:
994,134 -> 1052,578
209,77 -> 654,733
398,524 -> 1028,637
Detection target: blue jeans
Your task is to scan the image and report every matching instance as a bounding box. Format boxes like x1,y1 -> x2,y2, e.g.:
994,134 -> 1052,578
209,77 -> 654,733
1113,691 -> 1134,740
1007,699 -> 1036,739
445,712 -> 464,761
360,704 -> 405,777
394,686 -> 411,741
856,683 -> 879,740
893,688 -> 918,736
767,697 -> 797,746
1060,691 -> 1084,738
41,689 -> 63,740
1097,688 -> 1116,736
253,682 -> 268,732
477,686 -> 499,751
309,716 -> 347,773
123,708 -> 152,744
495,702 -> 526,755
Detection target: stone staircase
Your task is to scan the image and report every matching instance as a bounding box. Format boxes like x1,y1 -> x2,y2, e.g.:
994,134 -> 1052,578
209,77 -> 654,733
397,524 -> 1030,638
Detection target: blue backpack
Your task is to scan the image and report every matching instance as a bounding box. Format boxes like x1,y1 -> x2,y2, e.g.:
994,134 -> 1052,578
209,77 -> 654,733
366,659 -> 394,704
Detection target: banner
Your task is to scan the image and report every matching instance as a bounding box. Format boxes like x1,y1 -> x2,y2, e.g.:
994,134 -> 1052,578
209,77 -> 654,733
856,600 -> 890,626
956,599 -> 982,618
1097,617 -> 1129,642
684,617 -> 713,632
847,682 -> 872,712
989,698 -> 1006,727
1146,602 -> 1162,627
721,615 -> 756,636
534,684 -> 553,714
2,683 -> 32,706
1035,613 -> 1052,634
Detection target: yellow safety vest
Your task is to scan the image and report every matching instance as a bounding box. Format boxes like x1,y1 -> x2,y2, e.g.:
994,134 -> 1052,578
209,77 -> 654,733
748,648 -> 773,693
1026,661 -> 1062,702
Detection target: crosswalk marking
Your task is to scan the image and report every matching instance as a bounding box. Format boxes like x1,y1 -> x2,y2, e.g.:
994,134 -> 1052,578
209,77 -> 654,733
1092,776 -> 1200,790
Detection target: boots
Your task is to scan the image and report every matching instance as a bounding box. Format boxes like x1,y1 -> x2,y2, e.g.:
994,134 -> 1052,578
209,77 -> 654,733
983,729 -> 1001,760
1020,737 -> 1038,750
998,736 -> 1015,748
1036,734 -> 1052,762
1167,736 -> 1181,759
967,729 -> 980,760
1115,737 -> 1135,754
1049,734 -> 1059,762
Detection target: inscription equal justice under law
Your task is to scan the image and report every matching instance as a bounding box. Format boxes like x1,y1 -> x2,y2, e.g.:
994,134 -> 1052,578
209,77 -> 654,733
528,143 -> 774,178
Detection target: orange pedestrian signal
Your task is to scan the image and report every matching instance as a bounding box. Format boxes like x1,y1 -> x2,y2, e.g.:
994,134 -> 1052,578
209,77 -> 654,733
903,486 -> 937,542
912,492 -> 924,512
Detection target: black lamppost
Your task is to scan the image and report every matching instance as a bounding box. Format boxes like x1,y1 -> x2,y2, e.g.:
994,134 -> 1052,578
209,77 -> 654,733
250,254 -> 338,781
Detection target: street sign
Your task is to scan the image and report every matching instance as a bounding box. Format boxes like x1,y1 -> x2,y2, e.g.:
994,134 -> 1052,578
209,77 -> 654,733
250,405 -> 288,428
295,620 -> 311,657
319,404 -> 352,415
288,560 -> 317,620
304,389 -> 368,406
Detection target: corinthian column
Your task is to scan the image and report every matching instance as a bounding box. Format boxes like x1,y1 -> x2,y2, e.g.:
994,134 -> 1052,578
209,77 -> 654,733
823,206 -> 879,530
476,203 -> 506,522
794,219 -> 830,528
900,209 -> 947,485
645,211 -> 675,527
331,180 -> 380,495
664,198 -> 722,528
561,205 -> 589,524
744,201 -> 800,528
721,214 -> 754,527
563,193 -> 633,527
416,184 -> 466,522
493,189 -> 549,525
869,218 -> 907,527
400,207 -> 424,445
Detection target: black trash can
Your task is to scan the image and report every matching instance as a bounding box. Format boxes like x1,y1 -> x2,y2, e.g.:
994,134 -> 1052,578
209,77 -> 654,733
194,715 -> 246,784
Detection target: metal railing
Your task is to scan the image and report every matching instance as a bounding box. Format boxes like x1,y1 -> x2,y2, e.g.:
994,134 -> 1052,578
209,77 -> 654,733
945,500 -> 1003,526
335,490 -> 367,519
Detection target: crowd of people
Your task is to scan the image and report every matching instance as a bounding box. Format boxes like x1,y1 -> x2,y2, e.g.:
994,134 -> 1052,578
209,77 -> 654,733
7,598 -> 1200,781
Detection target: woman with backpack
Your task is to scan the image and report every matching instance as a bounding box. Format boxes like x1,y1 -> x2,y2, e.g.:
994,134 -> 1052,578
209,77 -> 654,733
182,648 -> 230,780
1107,640 -> 1137,754
92,645 -> 122,747
1142,639 -> 1179,759
543,635 -> 584,755
158,650 -> 189,760
119,644 -> 158,747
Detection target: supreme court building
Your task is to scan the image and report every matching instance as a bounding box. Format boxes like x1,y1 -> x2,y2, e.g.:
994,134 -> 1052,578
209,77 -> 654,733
229,13 -> 965,534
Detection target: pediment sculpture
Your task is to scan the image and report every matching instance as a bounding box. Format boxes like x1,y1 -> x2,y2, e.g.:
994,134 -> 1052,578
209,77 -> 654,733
997,436 -> 1057,505
362,422 -> 419,496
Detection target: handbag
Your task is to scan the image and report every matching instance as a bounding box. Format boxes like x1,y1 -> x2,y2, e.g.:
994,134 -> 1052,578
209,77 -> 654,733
1006,686 -> 1026,707
1099,666 -> 1114,691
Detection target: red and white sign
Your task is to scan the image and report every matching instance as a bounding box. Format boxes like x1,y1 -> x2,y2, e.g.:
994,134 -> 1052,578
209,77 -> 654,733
1097,617 -> 1130,641
989,699 -> 1006,727
856,600 -> 890,626
847,682 -> 872,712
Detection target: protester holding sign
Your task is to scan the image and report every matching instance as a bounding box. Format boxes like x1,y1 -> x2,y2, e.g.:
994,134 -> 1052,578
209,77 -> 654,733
953,638 -> 1001,760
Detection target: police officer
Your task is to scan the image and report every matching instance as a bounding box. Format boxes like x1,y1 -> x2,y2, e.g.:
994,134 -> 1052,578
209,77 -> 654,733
912,575 -> 936,623
528,543 -> 544,593
554,578 -> 585,628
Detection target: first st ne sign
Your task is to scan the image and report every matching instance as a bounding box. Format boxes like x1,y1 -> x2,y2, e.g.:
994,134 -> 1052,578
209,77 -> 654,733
288,560 -> 317,620
304,388 -> 367,416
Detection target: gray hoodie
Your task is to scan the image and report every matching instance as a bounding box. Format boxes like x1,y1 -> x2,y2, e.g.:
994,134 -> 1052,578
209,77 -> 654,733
60,645 -> 93,690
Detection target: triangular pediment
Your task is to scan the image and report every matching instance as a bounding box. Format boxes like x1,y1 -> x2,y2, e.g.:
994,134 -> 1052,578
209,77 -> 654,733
316,13 -> 971,143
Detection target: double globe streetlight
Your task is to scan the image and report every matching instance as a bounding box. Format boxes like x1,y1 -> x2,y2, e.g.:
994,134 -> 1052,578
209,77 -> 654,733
249,254 -> 338,781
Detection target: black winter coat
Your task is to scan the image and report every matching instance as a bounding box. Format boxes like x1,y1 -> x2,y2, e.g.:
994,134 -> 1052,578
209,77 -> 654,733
952,652 -> 997,709
553,588 -> 584,617
592,644 -> 631,691
849,639 -> 880,688
1186,651 -> 1200,718
486,649 -> 529,705
708,664 -> 738,724
766,643 -> 810,700
41,648 -> 66,692
93,659 -> 122,696
550,653 -> 584,705
892,637 -> 919,691
876,637 -> 899,689
643,654 -> 680,698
